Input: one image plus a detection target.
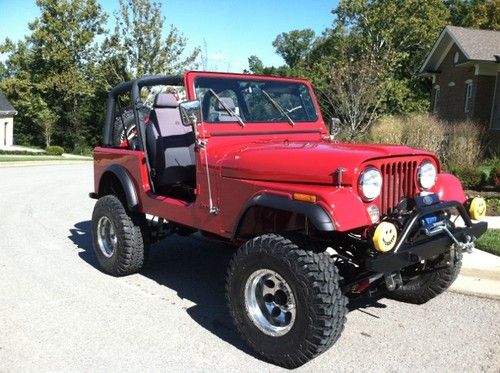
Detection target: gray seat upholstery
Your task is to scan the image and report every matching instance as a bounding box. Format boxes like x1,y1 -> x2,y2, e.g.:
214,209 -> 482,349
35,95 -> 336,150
208,97 -> 240,122
146,93 -> 196,191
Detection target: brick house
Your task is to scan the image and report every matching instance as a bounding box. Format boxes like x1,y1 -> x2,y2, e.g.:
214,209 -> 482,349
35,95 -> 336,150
419,26 -> 500,135
0,91 -> 17,147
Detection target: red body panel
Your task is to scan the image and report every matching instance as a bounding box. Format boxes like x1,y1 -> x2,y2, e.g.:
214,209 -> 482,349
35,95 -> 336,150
93,71 -> 467,237
432,173 -> 467,203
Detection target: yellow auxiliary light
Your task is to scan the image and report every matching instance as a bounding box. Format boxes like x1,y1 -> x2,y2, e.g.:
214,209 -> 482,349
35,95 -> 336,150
373,221 -> 398,253
469,197 -> 486,221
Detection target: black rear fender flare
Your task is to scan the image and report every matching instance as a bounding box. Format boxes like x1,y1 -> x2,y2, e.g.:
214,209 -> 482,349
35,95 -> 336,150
97,164 -> 139,212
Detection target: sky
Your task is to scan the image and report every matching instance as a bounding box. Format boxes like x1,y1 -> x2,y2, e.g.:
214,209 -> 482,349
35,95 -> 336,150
0,0 -> 338,72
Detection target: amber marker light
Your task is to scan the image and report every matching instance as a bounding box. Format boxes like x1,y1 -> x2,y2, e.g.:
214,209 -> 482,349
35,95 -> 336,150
293,193 -> 317,203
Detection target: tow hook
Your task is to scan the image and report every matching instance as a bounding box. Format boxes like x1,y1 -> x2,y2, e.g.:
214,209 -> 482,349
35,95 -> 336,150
442,226 -> 475,253
384,272 -> 403,291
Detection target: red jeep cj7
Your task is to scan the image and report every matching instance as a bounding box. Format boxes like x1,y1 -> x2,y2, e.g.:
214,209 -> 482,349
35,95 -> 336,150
90,71 -> 487,368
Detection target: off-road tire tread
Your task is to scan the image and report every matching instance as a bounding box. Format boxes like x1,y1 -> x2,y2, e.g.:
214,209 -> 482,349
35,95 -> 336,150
92,195 -> 146,276
226,233 -> 348,369
388,252 -> 462,304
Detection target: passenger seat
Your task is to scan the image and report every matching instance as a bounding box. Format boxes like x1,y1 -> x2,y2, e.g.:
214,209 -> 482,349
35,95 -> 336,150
146,93 -> 196,193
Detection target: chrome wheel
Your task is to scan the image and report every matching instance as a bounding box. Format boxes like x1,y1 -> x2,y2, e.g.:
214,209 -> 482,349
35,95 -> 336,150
244,269 -> 296,337
97,216 -> 117,258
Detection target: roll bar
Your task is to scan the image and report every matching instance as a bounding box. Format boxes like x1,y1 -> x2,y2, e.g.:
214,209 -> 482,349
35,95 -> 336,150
102,74 -> 184,146
102,74 -> 184,194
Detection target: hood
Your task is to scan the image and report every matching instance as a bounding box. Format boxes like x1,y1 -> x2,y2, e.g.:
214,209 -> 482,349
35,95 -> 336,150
219,139 -> 434,185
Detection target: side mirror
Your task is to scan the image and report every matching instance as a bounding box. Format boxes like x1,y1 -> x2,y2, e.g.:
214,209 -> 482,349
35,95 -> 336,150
329,117 -> 341,140
179,100 -> 202,127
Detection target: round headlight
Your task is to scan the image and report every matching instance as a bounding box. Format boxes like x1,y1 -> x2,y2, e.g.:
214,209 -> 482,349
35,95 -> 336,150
359,167 -> 382,201
418,161 -> 437,190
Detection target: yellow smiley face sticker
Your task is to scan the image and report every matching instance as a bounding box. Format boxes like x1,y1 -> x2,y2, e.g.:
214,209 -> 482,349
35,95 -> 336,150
469,197 -> 486,221
373,222 -> 398,253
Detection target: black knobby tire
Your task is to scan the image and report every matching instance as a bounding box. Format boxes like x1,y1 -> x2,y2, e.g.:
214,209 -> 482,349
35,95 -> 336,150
388,251 -> 462,304
91,195 -> 147,276
226,234 -> 348,369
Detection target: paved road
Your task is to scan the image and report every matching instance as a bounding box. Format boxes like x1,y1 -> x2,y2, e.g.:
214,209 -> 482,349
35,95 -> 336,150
1,163 -> 499,372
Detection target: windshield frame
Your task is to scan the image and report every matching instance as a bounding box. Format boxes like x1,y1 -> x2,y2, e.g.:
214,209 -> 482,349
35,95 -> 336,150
191,74 -> 320,125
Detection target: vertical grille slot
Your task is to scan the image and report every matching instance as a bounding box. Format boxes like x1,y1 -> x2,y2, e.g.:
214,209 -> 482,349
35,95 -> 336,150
379,160 -> 417,215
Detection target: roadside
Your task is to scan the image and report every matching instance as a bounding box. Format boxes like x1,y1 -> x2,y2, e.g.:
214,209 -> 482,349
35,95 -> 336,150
450,247 -> 500,300
0,151 -> 91,165
0,157 -> 91,167
0,145 -> 44,153
450,215 -> 500,299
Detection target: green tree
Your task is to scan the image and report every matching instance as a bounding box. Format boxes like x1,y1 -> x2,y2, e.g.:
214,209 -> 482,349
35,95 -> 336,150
1,0 -> 107,149
247,55 -> 265,74
106,0 -> 200,80
272,29 -> 315,69
0,62 -> 6,81
447,0 -> 500,30
332,0 -> 449,112
246,55 -> 291,76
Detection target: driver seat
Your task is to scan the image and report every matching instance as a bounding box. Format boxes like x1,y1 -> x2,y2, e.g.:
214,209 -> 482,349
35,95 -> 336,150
146,93 -> 196,194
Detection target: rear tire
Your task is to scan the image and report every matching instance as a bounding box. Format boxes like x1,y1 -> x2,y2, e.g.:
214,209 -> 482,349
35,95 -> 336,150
226,234 -> 347,368
388,250 -> 462,304
91,195 -> 147,276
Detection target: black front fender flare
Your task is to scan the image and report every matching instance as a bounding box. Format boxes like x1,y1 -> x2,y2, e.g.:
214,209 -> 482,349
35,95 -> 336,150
233,193 -> 335,239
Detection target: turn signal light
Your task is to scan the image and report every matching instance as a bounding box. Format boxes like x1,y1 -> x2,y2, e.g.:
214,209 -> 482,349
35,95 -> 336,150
293,193 -> 317,203
469,197 -> 486,221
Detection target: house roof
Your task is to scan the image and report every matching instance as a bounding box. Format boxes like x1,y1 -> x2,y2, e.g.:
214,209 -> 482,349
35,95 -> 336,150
0,92 -> 17,116
420,26 -> 500,74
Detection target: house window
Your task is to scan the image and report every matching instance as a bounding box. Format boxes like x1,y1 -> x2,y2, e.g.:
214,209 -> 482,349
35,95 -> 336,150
464,81 -> 473,113
4,122 -> 7,146
433,86 -> 440,114
453,52 -> 459,64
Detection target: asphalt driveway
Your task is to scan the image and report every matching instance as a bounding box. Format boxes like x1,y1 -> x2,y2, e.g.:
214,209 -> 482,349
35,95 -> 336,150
0,163 -> 499,372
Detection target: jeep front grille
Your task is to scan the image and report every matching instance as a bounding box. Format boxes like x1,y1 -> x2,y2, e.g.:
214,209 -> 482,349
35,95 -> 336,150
380,160 -> 418,215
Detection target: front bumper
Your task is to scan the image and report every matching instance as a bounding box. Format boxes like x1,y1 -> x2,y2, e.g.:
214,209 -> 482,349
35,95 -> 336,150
366,200 -> 488,273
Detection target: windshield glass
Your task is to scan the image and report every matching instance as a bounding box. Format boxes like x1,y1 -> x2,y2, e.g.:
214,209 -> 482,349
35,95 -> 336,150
194,77 -> 318,123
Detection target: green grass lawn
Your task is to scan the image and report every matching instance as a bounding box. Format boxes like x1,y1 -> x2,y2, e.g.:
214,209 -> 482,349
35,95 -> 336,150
0,156 -> 91,162
476,229 -> 500,256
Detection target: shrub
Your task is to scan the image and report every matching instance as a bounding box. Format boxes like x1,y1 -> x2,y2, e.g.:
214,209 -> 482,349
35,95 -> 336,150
486,198 -> 500,216
370,115 -> 488,173
450,167 -> 483,190
370,115 -> 404,144
0,149 -> 46,156
45,146 -> 65,156
444,119 -> 487,171
400,114 -> 445,158
494,167 -> 500,187
370,113 -> 446,159
72,144 -> 93,156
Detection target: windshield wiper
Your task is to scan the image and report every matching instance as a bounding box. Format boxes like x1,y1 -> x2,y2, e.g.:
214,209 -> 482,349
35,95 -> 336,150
261,89 -> 295,127
209,89 -> 245,127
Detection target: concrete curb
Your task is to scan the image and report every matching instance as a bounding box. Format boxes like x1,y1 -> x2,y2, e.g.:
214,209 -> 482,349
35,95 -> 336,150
449,247 -> 500,300
484,216 -> 500,229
